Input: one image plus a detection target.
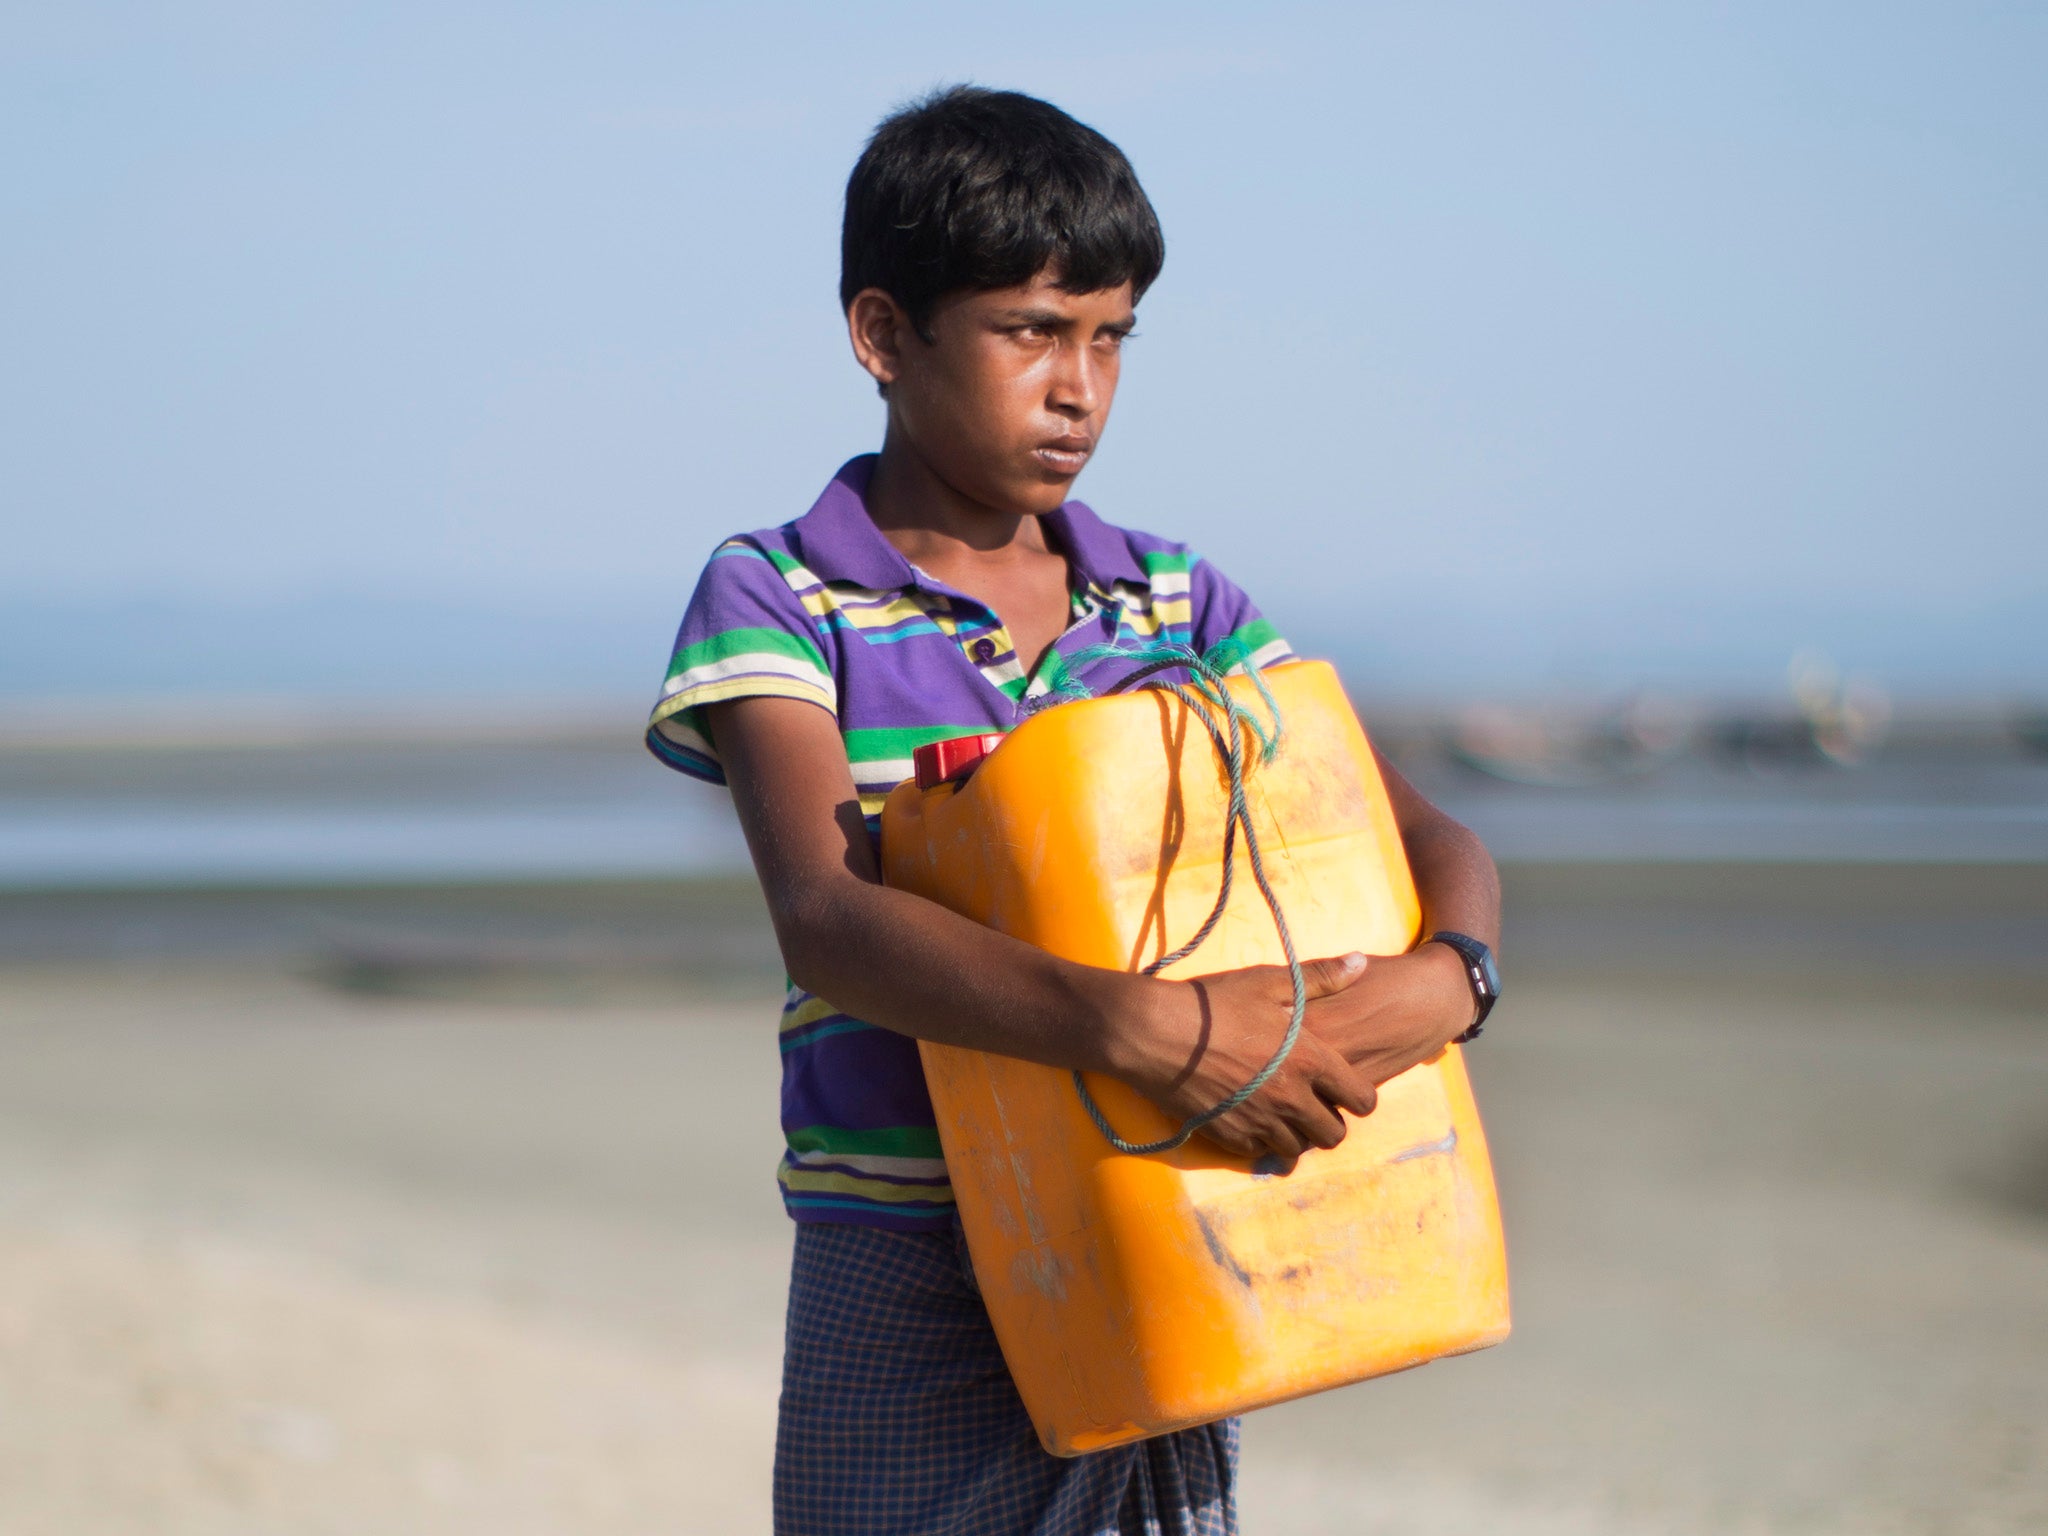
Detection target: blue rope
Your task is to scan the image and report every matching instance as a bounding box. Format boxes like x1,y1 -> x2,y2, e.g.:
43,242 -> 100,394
1054,639 -> 1304,1156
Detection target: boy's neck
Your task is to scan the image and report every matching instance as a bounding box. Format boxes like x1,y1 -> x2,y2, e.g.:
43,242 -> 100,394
863,428 -> 1058,568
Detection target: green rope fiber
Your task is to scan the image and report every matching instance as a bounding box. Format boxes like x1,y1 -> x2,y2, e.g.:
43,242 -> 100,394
1052,638 -> 1304,1156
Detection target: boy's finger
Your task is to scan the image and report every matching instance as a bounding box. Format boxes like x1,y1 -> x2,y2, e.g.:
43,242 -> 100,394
1299,952 -> 1368,998
1314,1058 -> 1378,1119
1287,1092 -> 1349,1151
1196,1116 -> 1264,1160
1237,1112 -> 1305,1161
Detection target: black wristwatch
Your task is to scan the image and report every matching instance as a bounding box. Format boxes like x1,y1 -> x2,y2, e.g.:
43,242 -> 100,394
1428,931 -> 1499,1043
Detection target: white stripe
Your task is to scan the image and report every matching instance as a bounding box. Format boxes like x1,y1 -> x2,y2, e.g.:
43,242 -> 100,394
768,560 -> 828,595
651,719 -> 715,757
1245,637 -> 1295,670
849,757 -> 914,787
814,584 -> 917,613
663,650 -> 829,697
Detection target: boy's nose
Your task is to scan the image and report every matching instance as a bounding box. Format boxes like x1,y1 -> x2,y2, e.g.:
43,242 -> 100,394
1047,350 -> 1103,417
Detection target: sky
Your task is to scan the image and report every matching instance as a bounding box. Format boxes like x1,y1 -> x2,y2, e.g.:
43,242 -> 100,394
4,2 -> 2045,704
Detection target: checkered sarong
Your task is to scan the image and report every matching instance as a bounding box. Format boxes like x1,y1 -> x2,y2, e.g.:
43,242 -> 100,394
775,1220 -> 1238,1536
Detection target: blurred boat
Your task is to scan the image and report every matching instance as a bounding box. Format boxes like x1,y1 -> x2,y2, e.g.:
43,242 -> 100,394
2012,708 -> 2048,759
1446,694 -> 1694,788
1710,652 -> 1892,770
1448,653 -> 1897,787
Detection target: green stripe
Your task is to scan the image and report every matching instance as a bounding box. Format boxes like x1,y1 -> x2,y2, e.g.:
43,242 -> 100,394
778,1019 -> 874,1053
785,1124 -> 945,1160
1142,550 -> 1194,577
1227,616 -> 1283,656
762,548 -> 832,589
669,625 -> 827,677
840,724 -> 1000,759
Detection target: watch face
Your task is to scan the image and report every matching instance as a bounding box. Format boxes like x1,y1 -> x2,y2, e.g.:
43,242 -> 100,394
1432,932 -> 1498,1022
1433,933 -> 1496,988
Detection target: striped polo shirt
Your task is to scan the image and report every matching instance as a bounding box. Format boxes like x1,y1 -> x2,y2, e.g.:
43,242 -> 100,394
646,454 -> 1292,1231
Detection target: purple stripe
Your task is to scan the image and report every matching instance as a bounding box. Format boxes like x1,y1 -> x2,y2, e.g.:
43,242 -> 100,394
779,1028 -> 937,1134
782,1198 -> 956,1231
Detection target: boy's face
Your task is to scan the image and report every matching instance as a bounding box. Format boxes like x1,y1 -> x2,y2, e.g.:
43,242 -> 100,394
848,270 -> 1137,517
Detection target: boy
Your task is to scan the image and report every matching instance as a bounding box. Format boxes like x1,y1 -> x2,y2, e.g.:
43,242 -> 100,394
648,86 -> 1501,1536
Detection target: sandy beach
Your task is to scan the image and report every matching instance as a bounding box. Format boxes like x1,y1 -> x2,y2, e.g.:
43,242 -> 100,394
1,864 -> 2043,1533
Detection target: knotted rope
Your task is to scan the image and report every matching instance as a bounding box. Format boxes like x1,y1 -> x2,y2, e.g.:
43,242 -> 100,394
1051,638 -> 1304,1155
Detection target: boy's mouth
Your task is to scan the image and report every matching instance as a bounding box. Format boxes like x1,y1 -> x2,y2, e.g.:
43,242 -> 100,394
1033,435 -> 1094,476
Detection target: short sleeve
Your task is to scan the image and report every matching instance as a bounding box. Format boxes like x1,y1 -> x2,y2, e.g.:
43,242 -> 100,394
1184,555 -> 1295,674
646,537 -> 836,785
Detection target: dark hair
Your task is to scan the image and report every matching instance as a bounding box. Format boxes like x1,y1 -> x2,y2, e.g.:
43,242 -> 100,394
841,86 -> 1165,338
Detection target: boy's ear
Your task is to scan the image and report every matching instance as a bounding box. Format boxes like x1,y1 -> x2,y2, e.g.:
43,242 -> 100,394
847,287 -> 914,398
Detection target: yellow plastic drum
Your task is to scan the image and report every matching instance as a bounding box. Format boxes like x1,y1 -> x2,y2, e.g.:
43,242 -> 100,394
879,659 -> 1510,1456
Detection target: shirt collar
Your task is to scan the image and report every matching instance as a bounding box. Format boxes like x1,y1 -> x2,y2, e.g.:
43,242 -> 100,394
1045,498 -> 1148,590
790,454 -> 1149,595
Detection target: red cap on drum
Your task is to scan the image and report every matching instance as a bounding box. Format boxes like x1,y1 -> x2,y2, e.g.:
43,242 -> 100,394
913,733 -> 1009,791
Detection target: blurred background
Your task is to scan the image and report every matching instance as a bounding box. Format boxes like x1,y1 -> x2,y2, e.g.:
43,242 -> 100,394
2,4 -> 2043,1532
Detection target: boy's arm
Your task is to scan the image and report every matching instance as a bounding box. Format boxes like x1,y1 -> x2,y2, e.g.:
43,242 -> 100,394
707,694 -> 1384,1161
1380,746 -> 1502,952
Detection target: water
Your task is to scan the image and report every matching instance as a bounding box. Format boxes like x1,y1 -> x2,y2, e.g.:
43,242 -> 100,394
0,724 -> 2041,890
0,738 -> 746,889
1430,756 -> 2048,862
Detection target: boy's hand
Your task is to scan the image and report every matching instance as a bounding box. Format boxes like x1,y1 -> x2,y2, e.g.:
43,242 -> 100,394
1118,954 -> 1383,1161
1121,946 -> 1475,1163
1303,943 -> 1477,1087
